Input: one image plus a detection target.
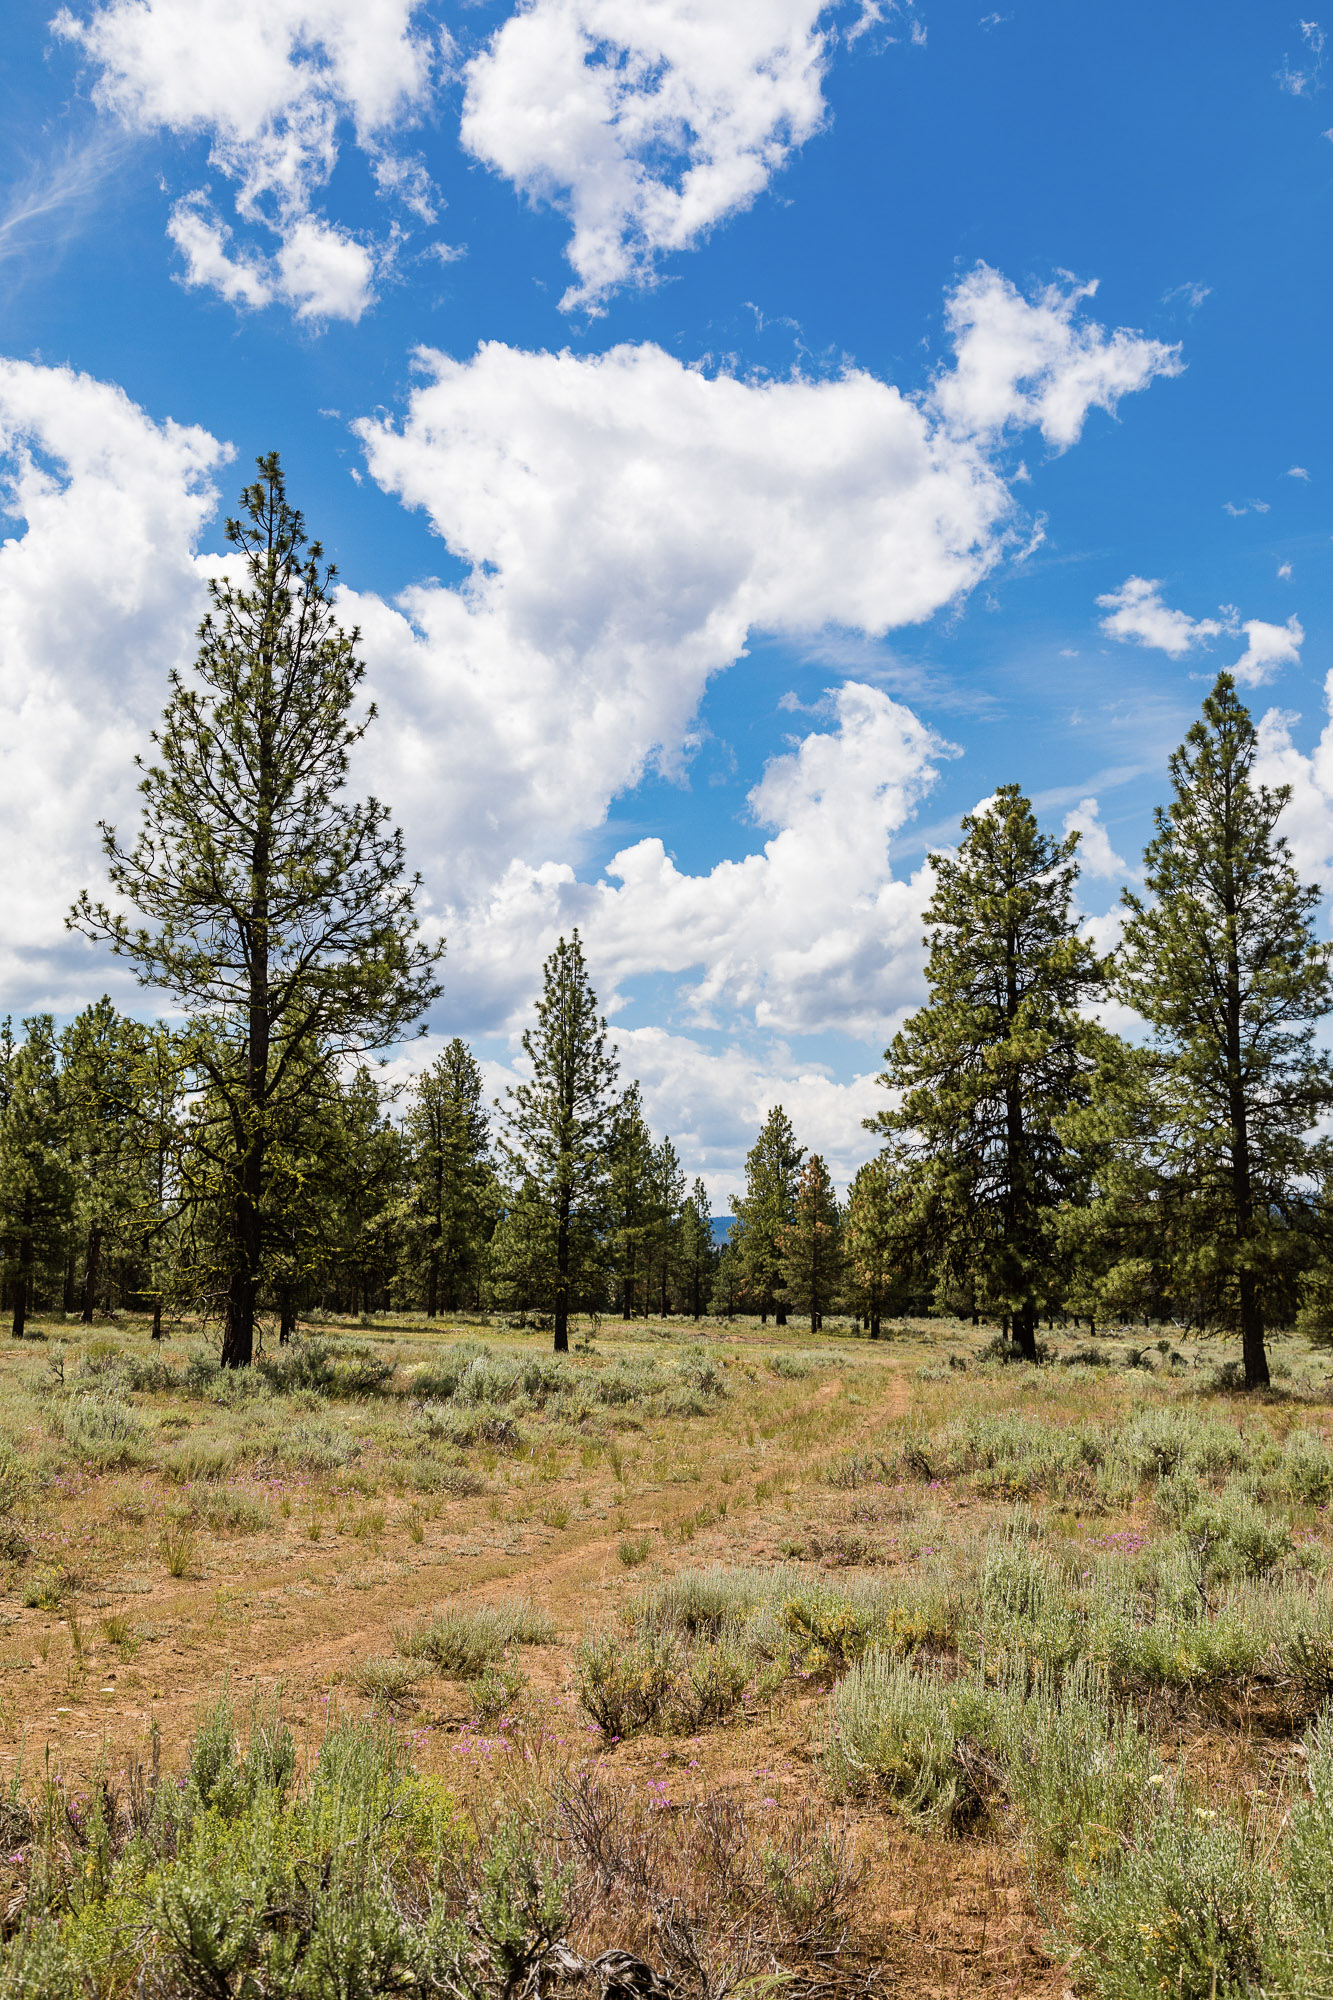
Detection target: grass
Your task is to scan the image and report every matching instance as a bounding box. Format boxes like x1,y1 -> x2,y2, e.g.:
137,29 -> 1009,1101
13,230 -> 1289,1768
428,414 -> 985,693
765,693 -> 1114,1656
3,1306 -> 1333,1995
349,1654 -> 426,1703
160,1517 -> 198,1577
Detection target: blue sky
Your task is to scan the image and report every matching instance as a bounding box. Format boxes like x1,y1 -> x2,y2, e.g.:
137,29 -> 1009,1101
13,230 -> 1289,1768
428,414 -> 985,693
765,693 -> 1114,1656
0,0 -> 1330,1203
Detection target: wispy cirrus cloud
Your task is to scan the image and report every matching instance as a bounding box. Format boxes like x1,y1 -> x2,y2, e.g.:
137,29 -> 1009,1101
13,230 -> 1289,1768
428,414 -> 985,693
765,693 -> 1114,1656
1278,18 -> 1326,95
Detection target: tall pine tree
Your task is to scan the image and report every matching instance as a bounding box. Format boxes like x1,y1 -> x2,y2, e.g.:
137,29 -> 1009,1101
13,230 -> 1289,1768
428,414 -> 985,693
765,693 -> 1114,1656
1117,673 -> 1333,1388
731,1106 -> 804,1324
873,785 -> 1104,1360
607,1082 -> 654,1319
405,1040 -> 493,1316
0,1018 -> 74,1338
499,932 -> 617,1352
679,1177 -> 716,1320
844,1152 -> 917,1337
61,998 -> 146,1323
779,1154 -> 842,1334
70,455 -> 438,1365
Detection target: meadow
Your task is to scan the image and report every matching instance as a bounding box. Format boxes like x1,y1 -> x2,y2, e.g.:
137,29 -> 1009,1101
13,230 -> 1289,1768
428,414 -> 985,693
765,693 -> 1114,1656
0,1310 -> 1329,1997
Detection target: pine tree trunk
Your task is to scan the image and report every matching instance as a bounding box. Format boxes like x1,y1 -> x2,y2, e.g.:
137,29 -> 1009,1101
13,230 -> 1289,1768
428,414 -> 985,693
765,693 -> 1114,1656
427,1246 -> 439,1318
279,1291 -> 296,1346
870,1312 -> 881,1340
775,1304 -> 787,1327
11,1202 -> 32,1339
151,1297 -> 163,1341
1012,1304 -> 1038,1362
554,1204 -> 570,1353
1239,1274 -> 1269,1390
222,1268 -> 256,1368
81,1224 -> 102,1324
63,1248 -> 77,1315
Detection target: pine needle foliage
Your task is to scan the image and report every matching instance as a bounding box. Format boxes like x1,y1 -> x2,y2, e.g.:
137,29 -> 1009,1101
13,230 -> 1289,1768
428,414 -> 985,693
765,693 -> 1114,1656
499,931 -> 618,1352
731,1106 -> 804,1325
1117,672 -> 1333,1388
872,785 -> 1105,1359
69,453 -> 440,1365
780,1153 -> 843,1334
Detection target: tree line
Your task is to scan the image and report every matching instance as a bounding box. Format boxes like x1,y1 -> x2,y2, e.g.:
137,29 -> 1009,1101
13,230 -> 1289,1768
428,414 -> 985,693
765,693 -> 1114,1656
4,456 -> 1329,1390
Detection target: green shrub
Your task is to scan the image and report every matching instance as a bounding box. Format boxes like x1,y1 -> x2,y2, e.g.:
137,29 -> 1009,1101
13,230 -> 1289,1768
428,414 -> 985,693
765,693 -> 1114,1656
467,1663 -> 528,1722
769,1353 -> 815,1379
574,1628 -> 682,1737
393,1598 -> 554,1676
119,1351 -> 179,1393
277,1418 -> 362,1470
1057,1797 -> 1281,1999
825,1654 -> 1000,1828
161,1439 -> 241,1484
49,1392 -> 146,1466
350,1656 -> 426,1704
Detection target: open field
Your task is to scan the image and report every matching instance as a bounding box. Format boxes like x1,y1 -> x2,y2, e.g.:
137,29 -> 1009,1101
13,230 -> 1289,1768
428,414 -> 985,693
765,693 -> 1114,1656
0,1313 -> 1331,1995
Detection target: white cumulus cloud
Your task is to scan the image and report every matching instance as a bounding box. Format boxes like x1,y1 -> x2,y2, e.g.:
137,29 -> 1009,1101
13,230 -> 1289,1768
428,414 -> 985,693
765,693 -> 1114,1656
1097,579 -> 1302,686
461,0 -> 850,312
445,682 -> 943,1040
1230,614 -> 1304,687
1095,575 -> 1225,657
348,266 -> 1177,973
1062,797 -> 1130,882
931,269 -> 1180,449
0,358 -> 225,1002
54,0 -> 438,319
1255,674 -> 1333,887
0,261 -> 1176,1172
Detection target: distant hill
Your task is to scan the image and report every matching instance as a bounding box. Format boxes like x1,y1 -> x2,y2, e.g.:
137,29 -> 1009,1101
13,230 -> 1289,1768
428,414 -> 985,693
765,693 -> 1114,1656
710,1216 -> 734,1247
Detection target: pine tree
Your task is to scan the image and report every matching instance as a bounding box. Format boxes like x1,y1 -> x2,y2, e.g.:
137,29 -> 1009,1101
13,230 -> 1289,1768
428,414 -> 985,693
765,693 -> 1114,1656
130,1024 -> 185,1339
844,1153 -> 917,1337
323,1068 -> 406,1318
489,1178 -> 558,1322
61,998 -> 148,1322
714,1236 -> 742,1319
1117,673 -> 1333,1388
779,1154 -> 842,1334
499,932 -> 618,1352
0,1018 -> 74,1338
607,1083 -> 654,1318
405,1040 -> 493,1316
70,455 -> 438,1365
679,1178 -> 716,1320
647,1135 -> 686,1315
872,785 -> 1104,1360
730,1107 -> 804,1324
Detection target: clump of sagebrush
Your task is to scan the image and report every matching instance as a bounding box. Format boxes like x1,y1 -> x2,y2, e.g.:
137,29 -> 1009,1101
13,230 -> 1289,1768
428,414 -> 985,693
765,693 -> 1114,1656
573,1564 -> 961,1739
825,1653 -> 1155,1864
406,1342 -> 726,1423
575,1623 -> 773,1738
1056,1707 -> 1333,1997
46,1389 -> 146,1468
394,1598 -> 556,1675
0,1692 -> 575,1998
